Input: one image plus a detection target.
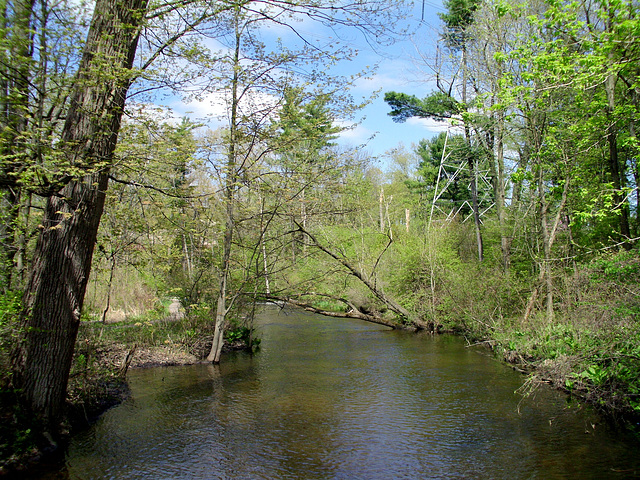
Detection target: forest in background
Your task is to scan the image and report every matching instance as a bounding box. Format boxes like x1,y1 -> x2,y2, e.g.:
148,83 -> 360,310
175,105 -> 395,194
1,0 -> 639,467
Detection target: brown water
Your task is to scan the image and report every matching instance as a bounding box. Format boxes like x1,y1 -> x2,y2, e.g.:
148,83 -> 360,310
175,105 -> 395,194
54,306 -> 639,479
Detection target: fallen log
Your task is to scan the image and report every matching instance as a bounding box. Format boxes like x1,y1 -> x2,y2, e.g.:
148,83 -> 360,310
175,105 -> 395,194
290,223 -> 434,331
265,294 -> 410,330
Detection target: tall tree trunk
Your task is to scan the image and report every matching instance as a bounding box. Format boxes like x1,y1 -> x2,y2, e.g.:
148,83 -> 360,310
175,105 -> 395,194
301,187 -> 307,254
0,0 -> 35,288
606,75 -> 631,243
539,180 -> 554,322
259,195 -> 271,294
13,192 -> 31,287
379,187 -> 384,233
631,119 -> 640,236
468,155 -> 483,262
525,166 -> 571,324
495,108 -> 509,270
207,196 -> 233,363
462,45 -> 483,262
100,254 -> 117,324
207,15 -> 241,364
604,10 -> 631,246
11,0 -> 147,428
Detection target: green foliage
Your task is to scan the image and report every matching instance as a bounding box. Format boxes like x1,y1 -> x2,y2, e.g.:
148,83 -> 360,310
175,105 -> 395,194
487,247 -> 640,415
0,291 -> 21,383
409,132 -> 476,214
589,249 -> 640,284
0,396 -> 38,468
77,302 -> 216,358
384,91 -> 462,123
224,325 -> 260,348
439,0 -> 480,48
277,87 -> 343,157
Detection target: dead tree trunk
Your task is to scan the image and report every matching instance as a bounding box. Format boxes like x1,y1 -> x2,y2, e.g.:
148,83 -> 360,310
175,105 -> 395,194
266,294 -> 400,329
296,223 -> 433,330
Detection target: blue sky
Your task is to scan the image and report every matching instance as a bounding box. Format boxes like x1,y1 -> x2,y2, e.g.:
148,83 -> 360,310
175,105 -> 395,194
333,0 -> 450,160
168,0 -> 449,167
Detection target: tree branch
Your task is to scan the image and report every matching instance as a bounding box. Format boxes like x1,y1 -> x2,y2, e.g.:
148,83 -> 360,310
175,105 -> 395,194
292,221 -> 434,331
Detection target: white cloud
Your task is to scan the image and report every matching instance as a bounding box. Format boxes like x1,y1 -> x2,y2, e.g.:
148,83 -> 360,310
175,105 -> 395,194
407,116 -> 463,135
169,88 -> 281,129
354,71 -> 404,93
171,92 -> 227,123
336,120 -> 376,146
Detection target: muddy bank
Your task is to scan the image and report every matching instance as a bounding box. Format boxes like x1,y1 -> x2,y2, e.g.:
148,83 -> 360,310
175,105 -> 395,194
0,343 -> 204,477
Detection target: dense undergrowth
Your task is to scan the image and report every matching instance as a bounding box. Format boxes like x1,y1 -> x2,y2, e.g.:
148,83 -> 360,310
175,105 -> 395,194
393,233 -> 640,423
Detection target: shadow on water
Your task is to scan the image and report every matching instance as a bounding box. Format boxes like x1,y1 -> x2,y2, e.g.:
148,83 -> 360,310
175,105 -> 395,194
41,306 -> 640,479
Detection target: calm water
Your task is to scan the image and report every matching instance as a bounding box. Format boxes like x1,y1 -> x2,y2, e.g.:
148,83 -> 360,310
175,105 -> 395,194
52,307 -> 640,479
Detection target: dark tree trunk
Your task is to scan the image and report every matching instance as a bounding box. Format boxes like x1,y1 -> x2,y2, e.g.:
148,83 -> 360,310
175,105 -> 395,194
13,173 -> 109,423
604,9 -> 631,247
0,0 -> 35,288
12,0 -> 147,428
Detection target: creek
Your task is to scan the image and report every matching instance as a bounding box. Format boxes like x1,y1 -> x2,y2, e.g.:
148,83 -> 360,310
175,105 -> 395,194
44,306 -> 640,479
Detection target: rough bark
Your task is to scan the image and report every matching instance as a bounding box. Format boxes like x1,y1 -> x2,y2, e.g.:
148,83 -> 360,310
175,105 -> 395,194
12,0 -> 147,428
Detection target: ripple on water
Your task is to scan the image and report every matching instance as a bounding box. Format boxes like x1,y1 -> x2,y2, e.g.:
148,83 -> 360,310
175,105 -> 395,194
58,308 -> 640,480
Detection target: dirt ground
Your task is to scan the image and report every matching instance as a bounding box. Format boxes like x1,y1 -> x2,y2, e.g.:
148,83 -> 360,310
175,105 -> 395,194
97,343 -> 201,371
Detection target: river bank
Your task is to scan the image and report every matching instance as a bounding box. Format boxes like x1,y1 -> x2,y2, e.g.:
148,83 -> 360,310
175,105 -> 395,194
33,312 -> 640,479
2,296 -> 638,477
0,343 -> 201,477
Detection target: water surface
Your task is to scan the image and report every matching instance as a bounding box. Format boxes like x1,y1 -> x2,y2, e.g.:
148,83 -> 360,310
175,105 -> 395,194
57,307 -> 640,479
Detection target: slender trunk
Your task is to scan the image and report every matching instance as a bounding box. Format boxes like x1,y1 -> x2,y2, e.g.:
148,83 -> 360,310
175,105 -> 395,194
385,195 -> 393,240
379,187 -> 384,233
0,0 -> 35,287
605,10 -> 631,245
208,285 -> 227,363
207,200 -> 233,363
462,45 -> 483,262
301,187 -> 307,254
259,196 -> 270,294
525,165 -> 571,324
469,156 -> 483,262
607,129 -> 631,242
633,159 -> 640,236
262,240 -> 270,294
539,180 -> 554,322
13,192 -> 31,287
207,16 -> 241,363
631,121 -> 640,236
182,233 -> 193,278
495,108 -> 509,270
100,254 -> 117,323
12,0 -> 147,428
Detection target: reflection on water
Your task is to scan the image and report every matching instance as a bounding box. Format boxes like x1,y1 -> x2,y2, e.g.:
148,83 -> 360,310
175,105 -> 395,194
56,307 -> 639,479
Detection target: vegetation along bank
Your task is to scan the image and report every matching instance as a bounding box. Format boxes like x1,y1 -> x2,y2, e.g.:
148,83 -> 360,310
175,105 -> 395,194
2,0 -> 640,473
